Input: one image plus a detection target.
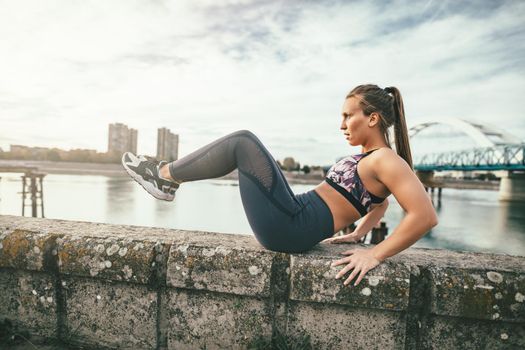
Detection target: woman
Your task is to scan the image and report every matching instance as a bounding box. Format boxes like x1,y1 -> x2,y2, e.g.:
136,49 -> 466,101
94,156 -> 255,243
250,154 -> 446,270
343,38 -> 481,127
122,84 -> 438,287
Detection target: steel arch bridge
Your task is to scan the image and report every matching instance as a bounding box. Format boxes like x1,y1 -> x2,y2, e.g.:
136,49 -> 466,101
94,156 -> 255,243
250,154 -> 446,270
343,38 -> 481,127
409,118 -> 525,171
409,117 -> 522,147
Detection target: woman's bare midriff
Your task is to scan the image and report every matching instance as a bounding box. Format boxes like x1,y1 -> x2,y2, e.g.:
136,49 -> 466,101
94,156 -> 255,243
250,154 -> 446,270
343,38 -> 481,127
314,181 -> 362,233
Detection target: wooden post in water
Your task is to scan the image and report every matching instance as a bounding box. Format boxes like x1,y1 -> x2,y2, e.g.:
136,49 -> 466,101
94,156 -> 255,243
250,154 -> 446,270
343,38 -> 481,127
21,175 -> 27,216
39,175 -> 45,217
30,175 -> 37,217
370,222 -> 388,244
21,172 -> 46,218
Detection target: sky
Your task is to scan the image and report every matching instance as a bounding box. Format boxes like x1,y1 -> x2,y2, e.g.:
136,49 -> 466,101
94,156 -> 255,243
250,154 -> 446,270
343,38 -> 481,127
1,0 -> 524,165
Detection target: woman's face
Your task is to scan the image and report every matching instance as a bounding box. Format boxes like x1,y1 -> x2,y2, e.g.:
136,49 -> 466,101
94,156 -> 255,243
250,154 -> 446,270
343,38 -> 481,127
340,96 -> 369,146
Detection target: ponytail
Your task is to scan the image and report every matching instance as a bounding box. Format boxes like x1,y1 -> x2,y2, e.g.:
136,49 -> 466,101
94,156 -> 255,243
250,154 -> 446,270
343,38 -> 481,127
384,87 -> 413,169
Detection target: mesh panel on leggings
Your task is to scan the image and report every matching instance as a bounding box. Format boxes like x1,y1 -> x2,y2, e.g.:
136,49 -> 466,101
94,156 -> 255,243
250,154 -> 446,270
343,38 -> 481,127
236,136 -> 274,192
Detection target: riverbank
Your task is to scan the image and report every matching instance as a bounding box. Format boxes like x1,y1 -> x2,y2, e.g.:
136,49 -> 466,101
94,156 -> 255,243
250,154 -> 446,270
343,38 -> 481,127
427,177 -> 500,191
0,160 -> 504,189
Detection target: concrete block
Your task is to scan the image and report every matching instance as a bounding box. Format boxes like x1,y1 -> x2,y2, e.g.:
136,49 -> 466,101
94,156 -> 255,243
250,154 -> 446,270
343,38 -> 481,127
428,267 -> 525,322
287,300 -> 406,349
62,276 -> 157,349
0,269 -> 57,339
289,254 -> 411,311
420,315 -> 525,349
167,234 -> 276,297
166,289 -> 272,349
57,234 -> 166,285
398,247 -> 525,272
0,226 -> 60,272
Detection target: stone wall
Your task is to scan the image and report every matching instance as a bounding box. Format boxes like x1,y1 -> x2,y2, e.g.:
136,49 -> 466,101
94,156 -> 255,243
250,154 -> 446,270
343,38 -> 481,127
0,215 -> 523,349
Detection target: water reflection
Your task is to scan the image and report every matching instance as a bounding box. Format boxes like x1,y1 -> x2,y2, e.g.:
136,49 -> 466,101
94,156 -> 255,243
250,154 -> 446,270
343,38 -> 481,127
106,177 -> 135,209
496,200 -> 525,255
413,188 -> 525,256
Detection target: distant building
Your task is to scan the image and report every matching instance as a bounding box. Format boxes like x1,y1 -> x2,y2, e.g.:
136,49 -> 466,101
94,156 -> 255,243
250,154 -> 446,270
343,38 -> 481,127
108,123 -> 137,154
10,145 -> 30,153
157,127 -> 179,162
10,145 -> 50,158
128,128 -> 138,155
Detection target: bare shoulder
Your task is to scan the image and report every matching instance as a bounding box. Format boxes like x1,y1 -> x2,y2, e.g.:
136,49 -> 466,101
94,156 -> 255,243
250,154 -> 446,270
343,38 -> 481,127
369,147 -> 413,180
368,148 -> 434,217
367,147 -> 424,203
369,147 -> 407,168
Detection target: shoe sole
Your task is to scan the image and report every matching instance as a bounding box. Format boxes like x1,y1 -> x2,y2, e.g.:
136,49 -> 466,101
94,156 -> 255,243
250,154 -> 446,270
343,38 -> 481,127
121,153 -> 174,201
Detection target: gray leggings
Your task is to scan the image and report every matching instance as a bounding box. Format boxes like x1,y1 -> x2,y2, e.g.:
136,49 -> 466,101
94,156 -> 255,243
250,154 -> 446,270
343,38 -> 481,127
168,130 -> 334,253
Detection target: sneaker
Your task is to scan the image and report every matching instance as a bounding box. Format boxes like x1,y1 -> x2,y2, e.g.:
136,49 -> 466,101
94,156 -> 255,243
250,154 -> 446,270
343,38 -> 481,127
121,152 -> 180,201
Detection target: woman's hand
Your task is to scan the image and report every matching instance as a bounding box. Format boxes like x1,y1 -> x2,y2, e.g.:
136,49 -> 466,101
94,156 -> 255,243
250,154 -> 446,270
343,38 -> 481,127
321,231 -> 362,244
330,248 -> 381,286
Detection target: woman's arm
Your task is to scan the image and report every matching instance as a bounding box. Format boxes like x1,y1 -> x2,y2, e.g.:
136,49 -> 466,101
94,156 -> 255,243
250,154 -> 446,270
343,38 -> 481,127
331,149 -> 438,286
353,199 -> 389,239
370,209 -> 436,261
321,199 -> 388,244
370,151 -> 438,261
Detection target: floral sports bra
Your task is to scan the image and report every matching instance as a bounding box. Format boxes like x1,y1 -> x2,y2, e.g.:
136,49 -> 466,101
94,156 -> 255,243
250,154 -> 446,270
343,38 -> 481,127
325,149 -> 386,217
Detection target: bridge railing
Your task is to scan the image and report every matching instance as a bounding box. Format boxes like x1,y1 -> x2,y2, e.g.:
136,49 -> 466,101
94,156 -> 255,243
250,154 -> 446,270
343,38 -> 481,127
414,144 -> 525,171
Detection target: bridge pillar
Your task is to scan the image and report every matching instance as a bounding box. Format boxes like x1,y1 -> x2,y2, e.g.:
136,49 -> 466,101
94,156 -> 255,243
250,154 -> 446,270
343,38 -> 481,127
416,170 -> 435,190
499,171 -> 525,202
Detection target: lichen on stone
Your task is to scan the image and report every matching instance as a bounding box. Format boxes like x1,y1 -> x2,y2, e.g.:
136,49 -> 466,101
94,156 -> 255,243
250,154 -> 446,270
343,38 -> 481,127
106,244 -> 120,256
361,287 -> 372,296
486,271 -> 504,284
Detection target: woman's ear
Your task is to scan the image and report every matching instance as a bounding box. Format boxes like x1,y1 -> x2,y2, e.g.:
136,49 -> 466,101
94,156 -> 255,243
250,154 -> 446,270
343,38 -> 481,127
368,112 -> 380,127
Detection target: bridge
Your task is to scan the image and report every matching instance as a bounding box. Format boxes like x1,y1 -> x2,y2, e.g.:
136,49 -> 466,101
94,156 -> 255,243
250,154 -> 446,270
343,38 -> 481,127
410,118 -> 525,201
414,144 -> 524,171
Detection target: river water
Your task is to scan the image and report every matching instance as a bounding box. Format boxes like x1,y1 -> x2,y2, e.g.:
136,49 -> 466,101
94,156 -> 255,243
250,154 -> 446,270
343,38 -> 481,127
0,173 -> 524,257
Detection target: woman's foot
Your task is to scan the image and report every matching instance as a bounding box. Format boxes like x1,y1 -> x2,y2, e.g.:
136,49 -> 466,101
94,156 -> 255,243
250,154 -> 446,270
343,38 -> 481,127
121,152 -> 179,201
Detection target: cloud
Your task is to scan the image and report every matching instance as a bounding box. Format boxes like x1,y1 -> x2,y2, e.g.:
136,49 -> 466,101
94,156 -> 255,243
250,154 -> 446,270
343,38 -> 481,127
0,0 -> 524,164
